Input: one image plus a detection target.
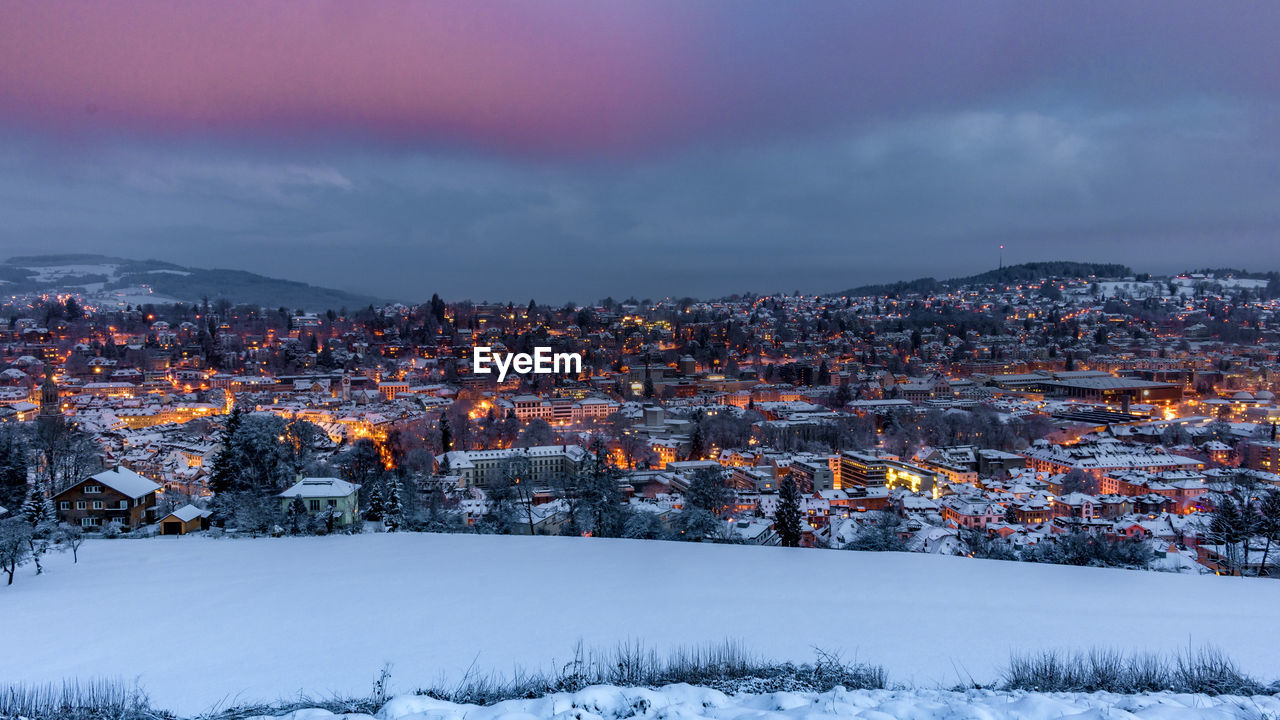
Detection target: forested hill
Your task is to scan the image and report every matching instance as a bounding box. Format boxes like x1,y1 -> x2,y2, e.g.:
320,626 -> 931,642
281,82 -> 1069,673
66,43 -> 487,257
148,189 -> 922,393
840,261 -> 1135,297
1,254 -> 387,311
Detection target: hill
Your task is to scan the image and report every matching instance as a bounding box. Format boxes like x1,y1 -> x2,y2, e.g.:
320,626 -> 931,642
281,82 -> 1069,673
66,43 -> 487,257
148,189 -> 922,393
2,533 -> 1277,714
1,254 -> 387,310
841,261 -> 1135,296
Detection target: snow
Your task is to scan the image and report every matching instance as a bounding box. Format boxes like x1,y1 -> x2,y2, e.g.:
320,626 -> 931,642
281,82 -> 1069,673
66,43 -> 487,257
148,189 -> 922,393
249,685 -> 1280,720
85,466 -> 162,498
2,534 -> 1279,715
1068,277 -> 1269,299
166,504 -> 211,522
278,476 -> 360,498
20,263 -> 122,282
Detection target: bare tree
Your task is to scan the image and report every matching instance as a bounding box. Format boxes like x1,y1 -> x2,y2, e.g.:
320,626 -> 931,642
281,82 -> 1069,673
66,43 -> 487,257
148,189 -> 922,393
500,454 -> 537,535
57,524 -> 85,563
0,517 -> 33,585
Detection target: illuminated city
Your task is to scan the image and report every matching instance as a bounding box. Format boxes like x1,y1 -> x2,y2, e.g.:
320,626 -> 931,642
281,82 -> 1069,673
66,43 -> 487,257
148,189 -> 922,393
3,2 -> 1280,718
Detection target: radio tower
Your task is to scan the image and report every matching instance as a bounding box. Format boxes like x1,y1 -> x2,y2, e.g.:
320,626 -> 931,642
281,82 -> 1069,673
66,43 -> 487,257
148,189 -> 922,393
999,244 -> 1004,270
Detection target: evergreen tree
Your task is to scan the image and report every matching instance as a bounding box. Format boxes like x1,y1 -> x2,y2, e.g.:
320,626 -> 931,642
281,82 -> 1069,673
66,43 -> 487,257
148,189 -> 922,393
843,512 -> 907,552
685,466 -> 731,518
18,484 -> 56,575
208,405 -> 245,494
816,360 -> 831,387
833,382 -> 852,408
621,510 -> 666,539
479,482 -> 517,534
580,461 -> 625,537
688,416 -> 706,461
19,484 -> 55,530
959,526 -> 1019,560
286,496 -> 309,534
775,475 -> 803,547
0,427 -> 28,511
439,415 -> 454,453
1256,491 -> 1280,577
383,478 -> 403,532
366,481 -> 386,521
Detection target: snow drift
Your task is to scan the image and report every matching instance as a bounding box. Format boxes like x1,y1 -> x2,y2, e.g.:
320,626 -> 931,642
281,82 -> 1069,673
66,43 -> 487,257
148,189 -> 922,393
255,685 -> 1280,720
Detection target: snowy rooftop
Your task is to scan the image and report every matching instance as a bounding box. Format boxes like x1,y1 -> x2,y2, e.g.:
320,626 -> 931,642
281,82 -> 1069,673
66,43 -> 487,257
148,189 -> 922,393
278,477 -> 360,498
164,504 -> 211,523
85,466 -> 161,499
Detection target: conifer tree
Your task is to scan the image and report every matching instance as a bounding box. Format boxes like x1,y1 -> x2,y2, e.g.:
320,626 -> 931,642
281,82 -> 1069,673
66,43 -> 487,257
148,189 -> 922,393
208,405 -> 245,494
18,485 -> 56,575
383,478 -> 403,532
775,476 -> 803,547
0,427 -> 29,510
366,481 -> 386,521
19,484 -> 54,530
439,415 -> 454,453
286,496 -> 309,535
688,417 -> 706,461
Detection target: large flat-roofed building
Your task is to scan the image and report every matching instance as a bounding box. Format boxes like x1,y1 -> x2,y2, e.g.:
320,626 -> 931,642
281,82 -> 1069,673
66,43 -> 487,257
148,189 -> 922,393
789,458 -> 835,492
1241,440 -> 1280,473
1048,376 -> 1182,406
838,451 -> 939,493
986,370 -> 1112,393
984,371 -> 1182,406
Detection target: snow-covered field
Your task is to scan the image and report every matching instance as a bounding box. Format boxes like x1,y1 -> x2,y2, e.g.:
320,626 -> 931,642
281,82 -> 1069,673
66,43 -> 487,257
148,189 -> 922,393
3,534 -> 1279,715
252,685 -> 1280,720
21,262 -> 122,282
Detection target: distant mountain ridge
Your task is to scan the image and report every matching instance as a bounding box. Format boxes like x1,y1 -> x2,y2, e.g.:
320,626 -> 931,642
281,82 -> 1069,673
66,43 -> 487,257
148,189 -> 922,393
1,254 -> 387,311
839,261 -> 1136,297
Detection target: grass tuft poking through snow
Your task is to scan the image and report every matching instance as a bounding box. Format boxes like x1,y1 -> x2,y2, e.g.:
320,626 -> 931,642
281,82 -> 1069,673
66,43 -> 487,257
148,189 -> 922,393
3,645 -> 1278,719
419,641 -> 887,705
0,678 -> 163,720
1000,647 -> 1272,695
198,642 -> 887,720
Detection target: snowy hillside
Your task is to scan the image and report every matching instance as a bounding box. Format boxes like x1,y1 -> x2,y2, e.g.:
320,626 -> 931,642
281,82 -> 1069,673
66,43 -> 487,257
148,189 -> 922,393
260,685 -> 1280,720
0,253 -> 384,309
3,533 -> 1279,715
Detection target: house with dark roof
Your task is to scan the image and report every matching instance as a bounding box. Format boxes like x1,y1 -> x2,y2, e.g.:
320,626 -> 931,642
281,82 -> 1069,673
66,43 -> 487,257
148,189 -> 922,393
53,466 -> 161,530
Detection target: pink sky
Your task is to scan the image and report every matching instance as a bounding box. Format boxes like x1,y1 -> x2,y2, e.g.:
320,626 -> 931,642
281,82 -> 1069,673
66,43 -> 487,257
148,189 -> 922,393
4,2 -> 1279,156
0,1 -> 718,153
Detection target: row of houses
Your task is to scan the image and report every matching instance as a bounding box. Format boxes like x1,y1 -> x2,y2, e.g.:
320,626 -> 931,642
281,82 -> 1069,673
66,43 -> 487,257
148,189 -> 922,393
44,467 -> 361,534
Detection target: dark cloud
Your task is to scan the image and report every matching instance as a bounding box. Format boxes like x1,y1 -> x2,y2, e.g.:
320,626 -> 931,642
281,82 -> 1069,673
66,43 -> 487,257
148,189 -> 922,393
3,97 -> 1279,302
2,3 -> 1279,300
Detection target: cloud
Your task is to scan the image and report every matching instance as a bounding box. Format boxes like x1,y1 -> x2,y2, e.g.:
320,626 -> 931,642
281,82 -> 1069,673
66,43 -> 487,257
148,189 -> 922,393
112,157 -> 354,204
3,2 -> 1280,156
3,97 -> 1278,302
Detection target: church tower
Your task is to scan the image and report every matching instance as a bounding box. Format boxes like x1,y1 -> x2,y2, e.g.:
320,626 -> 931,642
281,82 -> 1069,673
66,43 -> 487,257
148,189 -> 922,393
39,375 -> 61,422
